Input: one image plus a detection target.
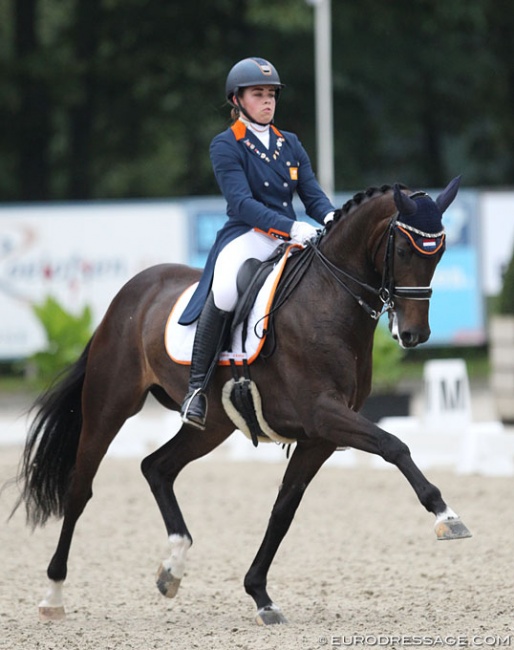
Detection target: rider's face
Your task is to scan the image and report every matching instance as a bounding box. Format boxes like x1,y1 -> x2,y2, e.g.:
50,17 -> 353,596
237,85 -> 277,123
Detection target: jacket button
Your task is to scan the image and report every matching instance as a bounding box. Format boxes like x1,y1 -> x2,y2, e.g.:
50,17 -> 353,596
264,181 -> 269,187
283,182 -> 288,187
283,202 -> 288,207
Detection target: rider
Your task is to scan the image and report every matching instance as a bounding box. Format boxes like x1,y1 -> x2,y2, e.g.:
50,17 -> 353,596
179,56 -> 336,429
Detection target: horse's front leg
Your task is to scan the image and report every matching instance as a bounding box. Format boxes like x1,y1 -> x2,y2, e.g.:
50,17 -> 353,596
244,439 -> 337,625
315,398 -> 472,540
377,428 -> 472,540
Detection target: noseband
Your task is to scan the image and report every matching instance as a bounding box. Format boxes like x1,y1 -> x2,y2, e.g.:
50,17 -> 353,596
308,205 -> 439,321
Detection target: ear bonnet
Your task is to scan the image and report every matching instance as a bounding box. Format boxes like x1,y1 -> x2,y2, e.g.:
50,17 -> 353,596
393,176 -> 461,256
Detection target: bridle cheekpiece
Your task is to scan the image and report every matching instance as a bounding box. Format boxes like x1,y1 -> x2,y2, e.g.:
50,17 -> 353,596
308,189 -> 447,321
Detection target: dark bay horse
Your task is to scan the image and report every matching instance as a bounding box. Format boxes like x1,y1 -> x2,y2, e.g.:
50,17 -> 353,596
12,178 -> 471,625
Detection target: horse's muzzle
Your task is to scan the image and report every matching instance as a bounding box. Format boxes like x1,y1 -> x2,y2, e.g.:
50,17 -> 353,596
389,311 -> 430,349
399,327 -> 430,348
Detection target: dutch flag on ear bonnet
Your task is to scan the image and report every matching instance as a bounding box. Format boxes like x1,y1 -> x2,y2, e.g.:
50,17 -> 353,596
393,176 -> 461,257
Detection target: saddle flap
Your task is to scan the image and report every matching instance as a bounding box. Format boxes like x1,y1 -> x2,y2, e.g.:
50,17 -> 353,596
165,244 -> 297,367
231,245 -> 286,339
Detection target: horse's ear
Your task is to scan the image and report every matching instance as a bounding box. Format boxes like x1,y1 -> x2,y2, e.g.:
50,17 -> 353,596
435,175 -> 461,213
393,184 -> 417,215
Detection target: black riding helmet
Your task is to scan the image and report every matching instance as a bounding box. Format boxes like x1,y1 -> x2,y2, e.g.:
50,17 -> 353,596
225,57 -> 284,124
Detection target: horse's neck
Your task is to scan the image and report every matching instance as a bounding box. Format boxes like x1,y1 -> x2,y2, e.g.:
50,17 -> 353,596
321,211 -> 387,283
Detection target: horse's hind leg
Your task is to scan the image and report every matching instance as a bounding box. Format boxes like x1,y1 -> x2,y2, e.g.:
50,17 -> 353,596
39,431 -> 105,620
39,359 -> 149,620
243,439 -> 337,625
140,421 -> 233,600
39,415 -> 134,622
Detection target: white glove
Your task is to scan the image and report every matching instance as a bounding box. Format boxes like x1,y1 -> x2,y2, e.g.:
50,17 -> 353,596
290,221 -> 318,244
324,211 -> 335,224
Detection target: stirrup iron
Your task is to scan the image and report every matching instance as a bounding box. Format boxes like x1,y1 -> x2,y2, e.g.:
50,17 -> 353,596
180,388 -> 207,430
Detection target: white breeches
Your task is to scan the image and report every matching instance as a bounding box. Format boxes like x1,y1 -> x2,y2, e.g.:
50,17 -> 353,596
211,229 -> 284,312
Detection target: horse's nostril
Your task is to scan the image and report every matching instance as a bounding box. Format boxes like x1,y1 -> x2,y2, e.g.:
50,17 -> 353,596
401,331 -> 419,348
400,329 -> 430,348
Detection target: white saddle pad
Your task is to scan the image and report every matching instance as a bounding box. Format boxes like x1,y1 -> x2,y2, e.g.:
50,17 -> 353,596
165,247 -> 296,366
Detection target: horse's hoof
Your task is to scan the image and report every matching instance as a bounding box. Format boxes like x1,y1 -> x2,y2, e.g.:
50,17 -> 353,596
38,606 -> 66,622
435,518 -> 472,540
256,604 -> 288,625
156,563 -> 181,598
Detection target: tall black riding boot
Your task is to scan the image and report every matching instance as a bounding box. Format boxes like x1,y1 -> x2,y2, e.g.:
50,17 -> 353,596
180,293 -> 230,430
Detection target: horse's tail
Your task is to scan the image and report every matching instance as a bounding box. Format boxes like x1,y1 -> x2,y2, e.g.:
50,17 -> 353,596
13,338 -> 93,529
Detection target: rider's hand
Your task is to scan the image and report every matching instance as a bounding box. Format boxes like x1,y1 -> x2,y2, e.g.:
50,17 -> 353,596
289,221 -> 318,244
323,209 -> 341,231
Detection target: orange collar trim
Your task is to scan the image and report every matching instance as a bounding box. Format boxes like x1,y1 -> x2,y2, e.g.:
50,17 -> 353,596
231,119 -> 247,141
231,120 -> 284,141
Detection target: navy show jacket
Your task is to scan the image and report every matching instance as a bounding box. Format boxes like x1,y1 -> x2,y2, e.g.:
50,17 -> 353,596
179,119 -> 335,324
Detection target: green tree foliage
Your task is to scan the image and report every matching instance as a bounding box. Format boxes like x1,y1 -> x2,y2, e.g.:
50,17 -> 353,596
371,323 -> 405,393
1,0 -> 513,202
29,296 -> 93,384
498,247 -> 514,315
331,0 -> 502,188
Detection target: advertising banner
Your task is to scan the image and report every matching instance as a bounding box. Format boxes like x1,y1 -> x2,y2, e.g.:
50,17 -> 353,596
0,201 -> 187,359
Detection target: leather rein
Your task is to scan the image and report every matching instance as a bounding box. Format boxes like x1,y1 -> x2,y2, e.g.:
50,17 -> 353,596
307,208 -> 435,321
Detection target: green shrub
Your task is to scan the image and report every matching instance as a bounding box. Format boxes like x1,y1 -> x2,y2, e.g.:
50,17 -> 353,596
371,323 -> 405,393
29,296 -> 93,384
498,246 -> 514,315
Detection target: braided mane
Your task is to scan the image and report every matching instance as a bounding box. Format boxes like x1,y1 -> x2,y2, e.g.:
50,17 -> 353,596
334,183 -> 408,222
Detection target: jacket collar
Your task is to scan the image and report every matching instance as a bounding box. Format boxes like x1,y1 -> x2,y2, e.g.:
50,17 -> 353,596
231,119 -> 284,141
231,120 -> 290,183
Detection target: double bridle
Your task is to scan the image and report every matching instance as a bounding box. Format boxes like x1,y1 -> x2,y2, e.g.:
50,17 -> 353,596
308,207 -> 439,321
